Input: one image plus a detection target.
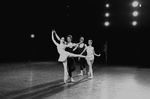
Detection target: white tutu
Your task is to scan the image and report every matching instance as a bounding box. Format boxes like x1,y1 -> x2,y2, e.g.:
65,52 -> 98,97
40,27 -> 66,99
56,43 -> 75,62
58,51 -> 70,62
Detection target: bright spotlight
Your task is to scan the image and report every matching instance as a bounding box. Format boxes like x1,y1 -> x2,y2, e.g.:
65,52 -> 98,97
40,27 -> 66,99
133,11 -> 138,17
105,13 -> 110,17
106,4 -> 109,8
132,21 -> 137,26
31,34 -> 35,38
132,1 -> 139,7
104,21 -> 110,26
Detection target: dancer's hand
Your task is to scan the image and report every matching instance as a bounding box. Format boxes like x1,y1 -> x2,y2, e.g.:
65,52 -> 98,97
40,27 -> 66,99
97,54 -> 101,57
52,30 -> 56,33
52,30 -> 55,33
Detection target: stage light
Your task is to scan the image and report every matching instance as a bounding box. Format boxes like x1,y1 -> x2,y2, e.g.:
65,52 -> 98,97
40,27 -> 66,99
104,21 -> 110,26
133,11 -> 138,17
132,21 -> 137,26
139,4 -> 142,7
31,34 -> 35,38
132,1 -> 139,7
105,13 -> 110,17
106,4 -> 109,8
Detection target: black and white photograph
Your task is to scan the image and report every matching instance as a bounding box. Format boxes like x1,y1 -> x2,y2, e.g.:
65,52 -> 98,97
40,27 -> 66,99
0,0 -> 150,99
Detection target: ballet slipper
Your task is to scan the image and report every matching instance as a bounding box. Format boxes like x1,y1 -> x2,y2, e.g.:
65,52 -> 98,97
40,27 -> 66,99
64,79 -> 67,83
88,76 -> 93,79
70,78 -> 75,82
64,73 -> 68,83
78,73 -> 83,76
78,71 -> 83,76
64,76 -> 68,83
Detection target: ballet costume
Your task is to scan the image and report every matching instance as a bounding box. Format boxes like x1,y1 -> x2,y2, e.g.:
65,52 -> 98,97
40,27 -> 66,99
78,43 -> 87,75
65,42 -> 76,82
86,46 -> 94,78
86,46 -> 94,61
57,43 -> 70,62
57,43 -> 72,83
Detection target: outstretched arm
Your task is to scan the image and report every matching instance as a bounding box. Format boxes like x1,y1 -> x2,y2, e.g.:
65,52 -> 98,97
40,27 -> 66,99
51,30 -> 59,46
93,48 -> 101,57
73,41 -> 83,51
54,30 -> 61,41
64,43 -> 78,48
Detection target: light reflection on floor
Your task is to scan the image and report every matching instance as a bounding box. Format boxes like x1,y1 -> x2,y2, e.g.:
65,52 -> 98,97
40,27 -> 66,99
0,62 -> 150,99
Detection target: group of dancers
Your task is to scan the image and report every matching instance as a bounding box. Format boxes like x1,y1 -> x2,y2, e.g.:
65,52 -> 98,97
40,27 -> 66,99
51,30 -> 101,83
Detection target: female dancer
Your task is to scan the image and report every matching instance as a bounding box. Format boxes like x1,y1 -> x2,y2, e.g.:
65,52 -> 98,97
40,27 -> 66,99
51,30 -> 86,83
73,37 -> 87,76
81,40 -> 100,78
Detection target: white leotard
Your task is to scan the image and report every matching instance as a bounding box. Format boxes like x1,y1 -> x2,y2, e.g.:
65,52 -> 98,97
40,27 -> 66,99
86,46 -> 94,60
57,43 -> 70,62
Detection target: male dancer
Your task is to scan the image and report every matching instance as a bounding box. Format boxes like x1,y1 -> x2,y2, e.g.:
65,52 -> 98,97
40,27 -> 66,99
65,35 -> 76,82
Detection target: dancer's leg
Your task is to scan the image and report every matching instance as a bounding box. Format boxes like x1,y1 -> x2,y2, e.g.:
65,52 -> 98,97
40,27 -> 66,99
83,59 -> 87,74
90,60 -> 94,78
69,53 -> 86,58
62,60 -> 68,83
67,57 -> 75,82
86,60 -> 91,76
78,58 -> 84,75
87,60 -> 93,78
91,60 -> 94,65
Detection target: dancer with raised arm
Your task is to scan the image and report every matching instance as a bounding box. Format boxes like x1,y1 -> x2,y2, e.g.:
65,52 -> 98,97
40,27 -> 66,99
81,40 -> 101,78
51,30 -> 86,83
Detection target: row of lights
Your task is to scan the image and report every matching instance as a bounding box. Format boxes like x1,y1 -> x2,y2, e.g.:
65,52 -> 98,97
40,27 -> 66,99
104,1 -> 141,27
104,4 -> 110,26
132,1 -> 141,26
31,1 -> 142,38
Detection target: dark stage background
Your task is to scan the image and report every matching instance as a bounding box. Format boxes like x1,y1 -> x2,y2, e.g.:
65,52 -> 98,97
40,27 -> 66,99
0,0 -> 150,66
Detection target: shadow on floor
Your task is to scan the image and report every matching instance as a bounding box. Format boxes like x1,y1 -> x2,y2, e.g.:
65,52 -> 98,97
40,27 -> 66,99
0,76 -> 89,99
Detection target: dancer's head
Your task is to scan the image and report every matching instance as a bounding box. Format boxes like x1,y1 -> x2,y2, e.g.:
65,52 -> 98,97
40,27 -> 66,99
79,37 -> 84,43
88,40 -> 93,46
60,37 -> 65,43
67,35 -> 72,43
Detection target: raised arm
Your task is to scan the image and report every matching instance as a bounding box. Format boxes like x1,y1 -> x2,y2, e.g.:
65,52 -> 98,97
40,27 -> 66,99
51,30 -> 59,46
54,30 -> 61,41
93,48 -> 101,57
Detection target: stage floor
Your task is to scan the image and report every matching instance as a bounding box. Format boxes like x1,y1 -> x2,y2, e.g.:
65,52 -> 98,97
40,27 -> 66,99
0,62 -> 150,99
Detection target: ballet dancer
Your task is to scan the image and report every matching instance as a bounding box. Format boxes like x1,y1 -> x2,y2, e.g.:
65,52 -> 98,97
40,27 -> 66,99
65,35 -> 76,82
51,30 -> 86,83
73,37 -> 87,76
80,40 -> 101,78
